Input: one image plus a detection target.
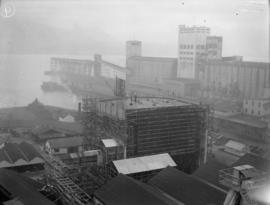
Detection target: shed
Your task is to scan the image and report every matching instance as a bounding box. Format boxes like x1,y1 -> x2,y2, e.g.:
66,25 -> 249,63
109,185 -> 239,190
224,140 -> 247,156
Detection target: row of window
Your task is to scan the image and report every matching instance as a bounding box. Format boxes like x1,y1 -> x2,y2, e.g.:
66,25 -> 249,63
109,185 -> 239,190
179,51 -> 194,55
207,44 -> 218,49
179,44 -> 206,49
179,57 -> 194,61
245,100 -> 262,107
180,51 -> 205,56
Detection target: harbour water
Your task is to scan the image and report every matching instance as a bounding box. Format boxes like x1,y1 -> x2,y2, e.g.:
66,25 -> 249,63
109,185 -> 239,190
0,54 -> 125,109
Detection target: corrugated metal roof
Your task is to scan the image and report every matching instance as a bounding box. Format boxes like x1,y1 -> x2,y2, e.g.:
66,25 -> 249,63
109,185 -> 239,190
113,153 -> 176,175
0,169 -> 55,205
149,167 -> 226,205
0,142 -> 44,168
101,139 -> 119,148
94,174 -> 178,205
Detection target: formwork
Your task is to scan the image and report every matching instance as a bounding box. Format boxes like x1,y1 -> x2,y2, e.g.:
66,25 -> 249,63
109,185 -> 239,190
82,97 -> 208,173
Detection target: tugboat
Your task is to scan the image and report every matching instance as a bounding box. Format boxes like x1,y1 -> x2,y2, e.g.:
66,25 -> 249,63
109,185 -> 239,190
41,81 -> 67,93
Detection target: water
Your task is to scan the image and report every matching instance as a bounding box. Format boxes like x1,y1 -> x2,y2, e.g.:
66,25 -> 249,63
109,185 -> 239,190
0,54 -> 125,109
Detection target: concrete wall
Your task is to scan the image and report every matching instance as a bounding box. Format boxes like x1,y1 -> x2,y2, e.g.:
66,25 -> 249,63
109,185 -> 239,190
199,60 -> 270,99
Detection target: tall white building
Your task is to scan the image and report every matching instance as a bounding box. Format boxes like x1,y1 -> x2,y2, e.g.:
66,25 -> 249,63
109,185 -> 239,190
177,25 -> 210,79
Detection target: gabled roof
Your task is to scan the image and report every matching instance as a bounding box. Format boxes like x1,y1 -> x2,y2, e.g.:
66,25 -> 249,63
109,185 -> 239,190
47,136 -> 85,149
94,174 -> 178,205
112,153 -> 176,175
193,159 -> 228,191
0,169 -> 55,205
149,167 -> 226,205
0,142 -> 44,168
232,153 -> 270,172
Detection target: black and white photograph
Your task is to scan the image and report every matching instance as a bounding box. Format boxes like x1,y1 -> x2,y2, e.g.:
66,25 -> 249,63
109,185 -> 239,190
0,0 -> 269,204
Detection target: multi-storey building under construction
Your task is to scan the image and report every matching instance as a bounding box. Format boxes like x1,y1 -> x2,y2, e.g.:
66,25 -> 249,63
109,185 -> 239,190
82,96 -> 208,173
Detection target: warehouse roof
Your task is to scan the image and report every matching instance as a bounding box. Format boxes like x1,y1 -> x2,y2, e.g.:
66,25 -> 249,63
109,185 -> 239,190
149,167 -> 226,205
128,56 -> 177,62
46,136 -> 85,149
193,159 -> 228,191
0,169 -> 55,205
0,142 -> 44,168
94,174 -> 178,205
113,153 -> 176,175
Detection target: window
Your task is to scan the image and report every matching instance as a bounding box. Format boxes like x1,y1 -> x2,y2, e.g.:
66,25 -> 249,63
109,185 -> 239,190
54,148 -> 59,152
258,111 -> 261,115
245,108 -> 247,113
258,102 -> 261,107
191,45 -> 193,49
251,110 -> 254,114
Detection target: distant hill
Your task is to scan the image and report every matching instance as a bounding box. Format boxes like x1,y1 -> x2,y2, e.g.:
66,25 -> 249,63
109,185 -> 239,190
0,15 -> 124,55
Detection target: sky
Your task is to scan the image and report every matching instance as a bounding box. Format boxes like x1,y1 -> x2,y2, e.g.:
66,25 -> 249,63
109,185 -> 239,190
4,0 -> 270,61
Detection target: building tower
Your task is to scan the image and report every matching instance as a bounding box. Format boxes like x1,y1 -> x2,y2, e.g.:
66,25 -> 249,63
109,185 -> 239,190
206,36 -> 223,60
177,25 -> 210,79
126,41 -> 142,63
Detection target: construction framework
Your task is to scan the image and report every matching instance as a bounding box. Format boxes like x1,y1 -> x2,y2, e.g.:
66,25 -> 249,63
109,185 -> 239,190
81,96 -> 208,173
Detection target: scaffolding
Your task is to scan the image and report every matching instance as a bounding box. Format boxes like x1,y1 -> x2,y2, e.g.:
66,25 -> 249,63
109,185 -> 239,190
35,146 -> 94,205
81,96 -> 208,173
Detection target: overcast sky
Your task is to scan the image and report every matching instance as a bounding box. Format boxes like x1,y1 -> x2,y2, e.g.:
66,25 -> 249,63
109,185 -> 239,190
9,0 -> 270,61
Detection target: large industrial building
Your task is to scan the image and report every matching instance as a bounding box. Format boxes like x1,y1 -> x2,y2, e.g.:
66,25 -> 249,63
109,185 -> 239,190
50,54 -> 126,97
199,58 -> 270,99
82,96 -> 208,173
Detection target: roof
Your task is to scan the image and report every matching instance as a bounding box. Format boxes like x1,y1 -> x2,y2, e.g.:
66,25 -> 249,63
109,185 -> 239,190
0,169 -> 55,205
101,139 -> 119,148
47,136 -> 85,149
225,140 -> 246,151
94,174 -> 178,205
193,159 -> 228,191
0,142 -> 44,168
128,56 -> 177,62
149,167 -> 226,205
112,153 -> 176,175
232,153 -> 270,172
226,114 -> 267,128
